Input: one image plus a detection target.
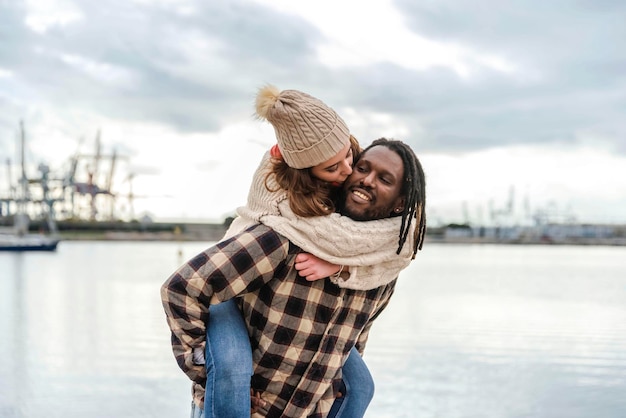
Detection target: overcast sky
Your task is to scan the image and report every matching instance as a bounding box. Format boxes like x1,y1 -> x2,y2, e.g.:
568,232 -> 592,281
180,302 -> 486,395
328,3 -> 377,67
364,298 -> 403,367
1,0 -> 625,225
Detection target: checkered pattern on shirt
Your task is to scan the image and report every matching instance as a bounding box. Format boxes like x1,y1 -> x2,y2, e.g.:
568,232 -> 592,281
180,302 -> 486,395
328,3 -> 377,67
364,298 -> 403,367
161,224 -> 396,417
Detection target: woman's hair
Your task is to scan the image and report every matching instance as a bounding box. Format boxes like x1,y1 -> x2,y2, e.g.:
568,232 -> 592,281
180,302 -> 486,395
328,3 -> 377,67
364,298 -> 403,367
362,138 -> 427,259
266,135 -> 361,217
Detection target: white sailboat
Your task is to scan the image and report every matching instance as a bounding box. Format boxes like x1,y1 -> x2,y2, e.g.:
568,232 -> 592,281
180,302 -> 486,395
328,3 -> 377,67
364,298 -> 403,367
0,214 -> 60,252
0,122 -> 61,252
0,234 -> 60,251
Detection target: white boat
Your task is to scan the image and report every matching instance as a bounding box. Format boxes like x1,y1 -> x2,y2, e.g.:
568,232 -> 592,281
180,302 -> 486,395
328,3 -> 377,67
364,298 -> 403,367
0,121 -> 61,252
0,233 -> 60,252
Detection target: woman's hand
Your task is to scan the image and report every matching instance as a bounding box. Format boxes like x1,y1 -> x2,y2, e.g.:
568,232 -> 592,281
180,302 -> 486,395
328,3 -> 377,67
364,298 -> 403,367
295,252 -> 341,281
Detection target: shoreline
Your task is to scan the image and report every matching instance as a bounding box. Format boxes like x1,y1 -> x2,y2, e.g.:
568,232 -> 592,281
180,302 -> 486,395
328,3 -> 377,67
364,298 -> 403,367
8,219 -> 626,246
59,231 -> 626,247
425,236 -> 626,247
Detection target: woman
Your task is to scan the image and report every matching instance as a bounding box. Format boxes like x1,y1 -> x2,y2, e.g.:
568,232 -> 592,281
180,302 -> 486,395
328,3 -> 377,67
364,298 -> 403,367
191,86 -> 419,418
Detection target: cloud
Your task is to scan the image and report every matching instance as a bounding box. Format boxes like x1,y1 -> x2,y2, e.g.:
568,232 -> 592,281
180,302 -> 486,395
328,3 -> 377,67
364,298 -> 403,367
1,0 -> 625,223
4,0 -> 623,153
1,0 -> 326,134
388,0 -> 626,152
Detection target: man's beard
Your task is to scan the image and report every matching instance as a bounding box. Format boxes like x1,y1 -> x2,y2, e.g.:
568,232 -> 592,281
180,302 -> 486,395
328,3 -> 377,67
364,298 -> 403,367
337,188 -> 398,221
336,189 -> 356,218
337,199 -> 368,221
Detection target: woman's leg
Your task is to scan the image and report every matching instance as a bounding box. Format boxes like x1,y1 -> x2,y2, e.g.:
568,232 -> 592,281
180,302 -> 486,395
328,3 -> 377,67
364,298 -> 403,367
328,347 -> 375,418
203,299 -> 253,418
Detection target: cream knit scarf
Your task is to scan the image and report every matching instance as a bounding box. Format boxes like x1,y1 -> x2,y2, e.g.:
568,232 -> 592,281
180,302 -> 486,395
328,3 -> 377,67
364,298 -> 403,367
224,152 -> 415,290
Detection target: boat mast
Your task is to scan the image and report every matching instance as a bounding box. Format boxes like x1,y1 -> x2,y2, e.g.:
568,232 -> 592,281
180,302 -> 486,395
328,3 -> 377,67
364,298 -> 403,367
15,121 -> 29,236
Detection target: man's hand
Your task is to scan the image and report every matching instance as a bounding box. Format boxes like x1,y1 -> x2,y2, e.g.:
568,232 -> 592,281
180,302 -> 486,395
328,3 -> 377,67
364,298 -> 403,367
251,389 -> 266,413
295,253 -> 341,281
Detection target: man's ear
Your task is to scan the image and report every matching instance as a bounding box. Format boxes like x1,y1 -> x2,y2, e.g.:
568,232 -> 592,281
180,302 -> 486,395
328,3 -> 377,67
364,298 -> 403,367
393,197 -> 405,214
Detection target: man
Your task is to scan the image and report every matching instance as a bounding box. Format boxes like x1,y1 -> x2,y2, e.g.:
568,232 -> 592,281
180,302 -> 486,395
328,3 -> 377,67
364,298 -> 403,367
161,138 -> 427,417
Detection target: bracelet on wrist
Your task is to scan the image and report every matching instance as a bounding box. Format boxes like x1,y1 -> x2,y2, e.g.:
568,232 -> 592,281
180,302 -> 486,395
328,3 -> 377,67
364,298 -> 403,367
330,265 -> 345,280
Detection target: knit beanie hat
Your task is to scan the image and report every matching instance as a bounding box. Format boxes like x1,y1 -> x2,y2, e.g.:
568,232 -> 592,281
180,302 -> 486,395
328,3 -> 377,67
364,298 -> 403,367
255,85 -> 350,169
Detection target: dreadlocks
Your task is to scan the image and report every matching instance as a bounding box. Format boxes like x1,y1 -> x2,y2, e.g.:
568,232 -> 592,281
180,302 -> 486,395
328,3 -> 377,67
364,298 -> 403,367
361,138 -> 427,259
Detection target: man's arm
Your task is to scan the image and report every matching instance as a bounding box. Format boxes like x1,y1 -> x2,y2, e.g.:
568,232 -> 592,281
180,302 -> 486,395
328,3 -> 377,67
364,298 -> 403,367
160,224 -> 291,385
355,279 -> 398,355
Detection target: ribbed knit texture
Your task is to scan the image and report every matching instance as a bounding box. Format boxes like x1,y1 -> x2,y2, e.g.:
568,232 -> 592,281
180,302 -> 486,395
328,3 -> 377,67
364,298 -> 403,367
261,203 -> 414,290
223,151 -> 284,239
256,86 -> 350,169
224,152 -> 415,290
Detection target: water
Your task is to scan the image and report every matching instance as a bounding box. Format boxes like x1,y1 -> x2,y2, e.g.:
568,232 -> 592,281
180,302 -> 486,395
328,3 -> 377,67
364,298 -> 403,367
1,242 -> 625,418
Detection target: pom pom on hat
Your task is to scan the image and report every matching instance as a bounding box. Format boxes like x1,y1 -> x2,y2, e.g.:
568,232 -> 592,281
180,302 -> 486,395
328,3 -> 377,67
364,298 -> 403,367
255,84 -> 350,169
256,85 -> 281,120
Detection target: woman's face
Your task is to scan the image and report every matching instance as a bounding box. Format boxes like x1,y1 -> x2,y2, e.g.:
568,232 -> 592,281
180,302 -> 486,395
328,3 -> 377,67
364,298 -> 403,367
310,142 -> 354,184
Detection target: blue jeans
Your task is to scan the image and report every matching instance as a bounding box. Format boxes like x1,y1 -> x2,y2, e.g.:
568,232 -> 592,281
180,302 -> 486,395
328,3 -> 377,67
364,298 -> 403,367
328,347 -> 375,418
203,299 -> 253,418
191,300 -> 374,418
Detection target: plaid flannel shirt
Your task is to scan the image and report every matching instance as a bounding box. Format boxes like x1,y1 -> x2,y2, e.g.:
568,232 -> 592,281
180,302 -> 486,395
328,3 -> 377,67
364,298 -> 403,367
161,224 -> 396,417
